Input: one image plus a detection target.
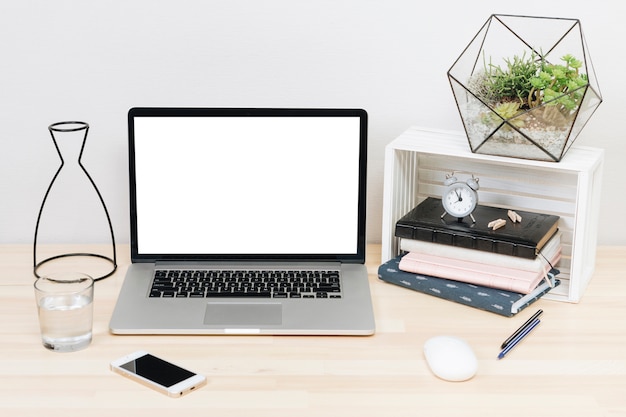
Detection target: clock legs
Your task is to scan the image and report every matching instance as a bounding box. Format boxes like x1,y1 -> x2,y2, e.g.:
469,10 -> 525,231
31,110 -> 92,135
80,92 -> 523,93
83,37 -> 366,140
440,212 -> 476,224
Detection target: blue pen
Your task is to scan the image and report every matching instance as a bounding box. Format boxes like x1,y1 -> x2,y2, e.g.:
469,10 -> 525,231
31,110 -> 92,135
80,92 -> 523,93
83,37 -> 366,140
501,309 -> 543,349
497,318 -> 541,360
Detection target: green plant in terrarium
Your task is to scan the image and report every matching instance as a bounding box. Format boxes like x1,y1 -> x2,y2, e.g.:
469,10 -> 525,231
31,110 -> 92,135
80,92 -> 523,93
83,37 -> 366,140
481,101 -> 525,128
529,54 -> 588,124
475,52 -> 588,128
483,52 -> 538,107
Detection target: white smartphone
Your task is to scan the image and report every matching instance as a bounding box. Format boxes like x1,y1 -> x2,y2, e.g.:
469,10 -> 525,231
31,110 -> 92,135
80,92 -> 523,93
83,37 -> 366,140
110,350 -> 207,397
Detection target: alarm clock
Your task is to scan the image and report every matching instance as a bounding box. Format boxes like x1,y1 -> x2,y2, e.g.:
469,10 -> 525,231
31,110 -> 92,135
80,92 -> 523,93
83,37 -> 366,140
440,172 -> 480,222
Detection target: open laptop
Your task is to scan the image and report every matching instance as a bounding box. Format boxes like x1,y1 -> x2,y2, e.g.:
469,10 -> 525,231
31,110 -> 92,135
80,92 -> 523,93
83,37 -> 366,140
109,107 -> 375,335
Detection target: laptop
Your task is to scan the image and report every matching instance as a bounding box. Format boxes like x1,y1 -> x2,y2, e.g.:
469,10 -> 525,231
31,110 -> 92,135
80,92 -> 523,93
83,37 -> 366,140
109,107 -> 375,335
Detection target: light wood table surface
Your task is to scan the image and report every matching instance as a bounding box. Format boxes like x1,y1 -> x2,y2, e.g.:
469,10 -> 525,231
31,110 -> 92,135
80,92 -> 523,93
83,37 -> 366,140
1,244 -> 625,416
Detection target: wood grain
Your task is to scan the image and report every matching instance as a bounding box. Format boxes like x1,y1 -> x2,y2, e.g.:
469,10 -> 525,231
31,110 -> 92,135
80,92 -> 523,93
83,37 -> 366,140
1,244 -> 625,416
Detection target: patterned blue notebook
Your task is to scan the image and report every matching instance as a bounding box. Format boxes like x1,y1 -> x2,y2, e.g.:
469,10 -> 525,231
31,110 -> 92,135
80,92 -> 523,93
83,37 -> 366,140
378,256 -> 560,317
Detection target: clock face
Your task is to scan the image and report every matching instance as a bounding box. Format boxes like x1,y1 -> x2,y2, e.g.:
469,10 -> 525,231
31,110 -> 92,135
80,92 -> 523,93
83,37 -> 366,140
442,183 -> 478,218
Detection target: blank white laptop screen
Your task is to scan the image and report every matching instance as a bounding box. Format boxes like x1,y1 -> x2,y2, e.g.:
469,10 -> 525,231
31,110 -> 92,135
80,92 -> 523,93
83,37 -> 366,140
131,114 -> 363,257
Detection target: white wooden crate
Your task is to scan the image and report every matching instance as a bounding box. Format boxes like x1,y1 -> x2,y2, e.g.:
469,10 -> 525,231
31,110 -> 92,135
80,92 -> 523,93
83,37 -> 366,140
381,126 -> 605,302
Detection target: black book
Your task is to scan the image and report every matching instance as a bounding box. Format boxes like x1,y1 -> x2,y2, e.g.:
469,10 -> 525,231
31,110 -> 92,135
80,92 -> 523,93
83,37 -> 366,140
395,197 -> 559,259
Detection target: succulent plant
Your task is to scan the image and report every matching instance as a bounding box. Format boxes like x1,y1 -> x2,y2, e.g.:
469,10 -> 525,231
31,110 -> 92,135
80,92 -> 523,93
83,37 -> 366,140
476,52 -> 588,125
481,101 -> 525,128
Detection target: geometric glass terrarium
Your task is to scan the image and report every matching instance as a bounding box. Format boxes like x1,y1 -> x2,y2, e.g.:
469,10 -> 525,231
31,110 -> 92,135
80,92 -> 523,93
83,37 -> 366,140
448,14 -> 602,162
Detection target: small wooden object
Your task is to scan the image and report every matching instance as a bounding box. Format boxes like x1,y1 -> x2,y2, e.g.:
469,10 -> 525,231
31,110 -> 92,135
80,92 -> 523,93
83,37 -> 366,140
488,218 -> 507,230
508,210 -> 522,223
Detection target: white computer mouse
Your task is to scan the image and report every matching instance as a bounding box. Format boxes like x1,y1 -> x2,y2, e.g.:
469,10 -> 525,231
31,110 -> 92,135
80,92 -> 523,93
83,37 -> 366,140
423,335 -> 478,382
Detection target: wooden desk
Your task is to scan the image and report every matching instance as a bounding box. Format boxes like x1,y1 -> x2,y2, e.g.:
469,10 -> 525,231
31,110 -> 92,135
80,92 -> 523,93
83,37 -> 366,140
2,244 -> 625,416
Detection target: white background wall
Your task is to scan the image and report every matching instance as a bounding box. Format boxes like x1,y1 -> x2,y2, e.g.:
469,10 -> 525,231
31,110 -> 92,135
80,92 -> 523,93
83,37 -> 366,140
2,0 -> 625,245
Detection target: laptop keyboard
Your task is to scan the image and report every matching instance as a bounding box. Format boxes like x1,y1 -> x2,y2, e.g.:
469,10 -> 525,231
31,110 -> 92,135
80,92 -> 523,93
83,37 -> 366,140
149,269 -> 342,299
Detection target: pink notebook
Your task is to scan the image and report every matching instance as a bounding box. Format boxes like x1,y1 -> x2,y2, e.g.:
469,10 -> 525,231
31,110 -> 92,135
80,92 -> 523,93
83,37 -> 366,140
398,250 -> 561,294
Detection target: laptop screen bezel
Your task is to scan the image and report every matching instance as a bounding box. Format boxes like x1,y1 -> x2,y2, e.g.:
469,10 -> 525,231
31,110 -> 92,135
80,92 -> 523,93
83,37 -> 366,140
127,107 -> 368,264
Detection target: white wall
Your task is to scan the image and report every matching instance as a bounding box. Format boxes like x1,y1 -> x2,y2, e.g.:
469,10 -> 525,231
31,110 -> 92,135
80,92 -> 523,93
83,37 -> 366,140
2,0 -> 625,245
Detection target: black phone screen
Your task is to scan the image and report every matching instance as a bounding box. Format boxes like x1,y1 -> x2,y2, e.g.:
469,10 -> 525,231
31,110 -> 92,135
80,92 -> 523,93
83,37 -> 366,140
119,354 -> 196,387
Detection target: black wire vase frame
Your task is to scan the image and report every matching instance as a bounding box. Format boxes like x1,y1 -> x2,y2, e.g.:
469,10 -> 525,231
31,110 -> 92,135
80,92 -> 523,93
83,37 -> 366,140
33,121 -> 117,281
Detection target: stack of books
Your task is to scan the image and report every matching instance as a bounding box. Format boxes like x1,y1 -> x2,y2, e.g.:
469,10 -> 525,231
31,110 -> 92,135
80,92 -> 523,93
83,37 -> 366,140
378,197 -> 561,317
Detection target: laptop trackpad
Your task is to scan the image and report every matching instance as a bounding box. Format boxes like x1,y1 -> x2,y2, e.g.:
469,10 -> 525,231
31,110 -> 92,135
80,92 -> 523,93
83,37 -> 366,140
204,302 -> 282,326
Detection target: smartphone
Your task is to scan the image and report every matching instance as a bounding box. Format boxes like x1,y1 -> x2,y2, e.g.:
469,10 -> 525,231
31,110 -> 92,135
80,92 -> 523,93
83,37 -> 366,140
110,350 -> 206,397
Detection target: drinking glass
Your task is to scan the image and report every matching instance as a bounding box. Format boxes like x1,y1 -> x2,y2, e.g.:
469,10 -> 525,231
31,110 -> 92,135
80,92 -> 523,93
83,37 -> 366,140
34,272 -> 94,352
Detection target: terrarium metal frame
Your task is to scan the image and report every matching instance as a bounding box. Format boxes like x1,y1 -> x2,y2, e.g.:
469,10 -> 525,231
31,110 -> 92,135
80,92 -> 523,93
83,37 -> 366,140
448,14 -> 602,162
